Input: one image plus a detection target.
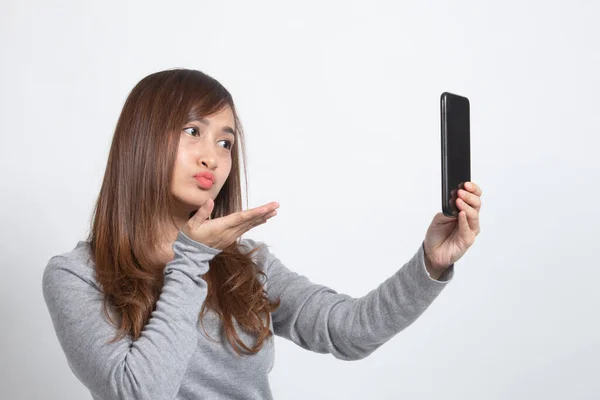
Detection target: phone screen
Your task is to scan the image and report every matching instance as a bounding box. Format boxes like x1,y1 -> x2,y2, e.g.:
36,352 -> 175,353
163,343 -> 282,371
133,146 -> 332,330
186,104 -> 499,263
441,92 -> 471,216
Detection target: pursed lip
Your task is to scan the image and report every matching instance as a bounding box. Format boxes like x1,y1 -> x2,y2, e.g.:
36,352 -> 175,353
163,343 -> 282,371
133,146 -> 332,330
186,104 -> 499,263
194,171 -> 215,182
194,171 -> 215,189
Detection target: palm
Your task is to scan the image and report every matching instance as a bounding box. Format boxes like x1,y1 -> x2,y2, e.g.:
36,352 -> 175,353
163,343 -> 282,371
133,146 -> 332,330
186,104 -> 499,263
424,213 -> 470,267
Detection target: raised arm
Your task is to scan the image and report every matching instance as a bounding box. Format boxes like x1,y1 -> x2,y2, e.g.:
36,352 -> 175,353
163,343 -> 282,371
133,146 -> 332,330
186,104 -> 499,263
243,239 -> 453,361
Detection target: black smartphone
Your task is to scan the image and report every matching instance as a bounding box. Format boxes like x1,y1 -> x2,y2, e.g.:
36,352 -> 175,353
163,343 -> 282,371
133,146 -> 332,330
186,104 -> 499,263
440,92 -> 471,217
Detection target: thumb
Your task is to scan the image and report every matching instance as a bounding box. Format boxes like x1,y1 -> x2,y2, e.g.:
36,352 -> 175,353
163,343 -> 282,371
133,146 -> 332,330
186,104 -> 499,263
193,198 -> 214,223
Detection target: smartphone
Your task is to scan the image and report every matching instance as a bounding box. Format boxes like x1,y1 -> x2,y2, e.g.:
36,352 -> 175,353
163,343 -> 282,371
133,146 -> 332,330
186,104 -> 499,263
440,92 -> 471,217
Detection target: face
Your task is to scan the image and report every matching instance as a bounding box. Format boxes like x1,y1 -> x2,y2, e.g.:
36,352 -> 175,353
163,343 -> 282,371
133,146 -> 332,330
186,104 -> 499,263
171,105 -> 236,216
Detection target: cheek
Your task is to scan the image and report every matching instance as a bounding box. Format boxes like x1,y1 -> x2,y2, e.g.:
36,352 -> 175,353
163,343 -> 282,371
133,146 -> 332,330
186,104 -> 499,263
171,153 -> 192,188
220,159 -> 233,180
176,147 -> 196,165
174,146 -> 198,172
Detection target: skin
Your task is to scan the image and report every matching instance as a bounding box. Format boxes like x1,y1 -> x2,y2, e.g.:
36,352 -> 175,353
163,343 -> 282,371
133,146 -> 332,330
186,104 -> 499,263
150,104 -> 483,279
423,181 -> 483,280
170,105 -> 237,222
150,105 -> 277,268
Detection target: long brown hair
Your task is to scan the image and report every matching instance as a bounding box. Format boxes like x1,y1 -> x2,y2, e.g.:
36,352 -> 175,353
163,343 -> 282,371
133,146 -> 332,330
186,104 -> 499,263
87,68 -> 280,355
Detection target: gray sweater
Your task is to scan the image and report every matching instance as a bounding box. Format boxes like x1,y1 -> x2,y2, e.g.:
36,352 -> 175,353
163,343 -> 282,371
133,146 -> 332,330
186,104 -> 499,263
42,231 -> 454,400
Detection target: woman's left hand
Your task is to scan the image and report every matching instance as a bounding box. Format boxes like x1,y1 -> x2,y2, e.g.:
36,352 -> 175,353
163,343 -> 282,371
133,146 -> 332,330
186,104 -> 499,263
423,181 -> 483,272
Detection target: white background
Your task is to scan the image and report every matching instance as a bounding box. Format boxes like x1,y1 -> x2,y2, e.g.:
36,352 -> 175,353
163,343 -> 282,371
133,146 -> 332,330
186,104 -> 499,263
1,0 -> 599,399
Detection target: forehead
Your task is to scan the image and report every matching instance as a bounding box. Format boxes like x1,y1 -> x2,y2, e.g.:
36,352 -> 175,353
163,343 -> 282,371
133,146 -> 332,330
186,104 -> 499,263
190,106 -> 236,135
206,104 -> 234,122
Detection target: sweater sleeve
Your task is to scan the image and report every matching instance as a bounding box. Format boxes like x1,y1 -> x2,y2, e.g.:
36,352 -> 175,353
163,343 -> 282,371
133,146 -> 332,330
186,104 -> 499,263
243,239 -> 454,361
41,231 -> 221,400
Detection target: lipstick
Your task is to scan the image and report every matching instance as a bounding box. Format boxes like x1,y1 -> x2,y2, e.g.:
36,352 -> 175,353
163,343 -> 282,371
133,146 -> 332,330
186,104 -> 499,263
194,172 -> 215,189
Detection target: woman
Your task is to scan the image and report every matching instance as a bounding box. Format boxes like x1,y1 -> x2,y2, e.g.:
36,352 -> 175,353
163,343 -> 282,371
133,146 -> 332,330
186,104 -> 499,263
42,68 -> 482,400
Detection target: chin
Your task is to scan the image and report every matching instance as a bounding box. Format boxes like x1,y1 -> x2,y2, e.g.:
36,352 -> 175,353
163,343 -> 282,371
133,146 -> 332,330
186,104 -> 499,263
173,191 -> 211,214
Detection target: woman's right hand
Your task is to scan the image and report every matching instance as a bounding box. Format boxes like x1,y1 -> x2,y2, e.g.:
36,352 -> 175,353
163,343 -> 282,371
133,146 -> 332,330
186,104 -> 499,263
181,198 -> 279,250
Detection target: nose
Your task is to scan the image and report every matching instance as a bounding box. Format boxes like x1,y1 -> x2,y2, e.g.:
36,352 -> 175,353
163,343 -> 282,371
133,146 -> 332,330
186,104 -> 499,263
197,148 -> 218,170
198,157 -> 217,170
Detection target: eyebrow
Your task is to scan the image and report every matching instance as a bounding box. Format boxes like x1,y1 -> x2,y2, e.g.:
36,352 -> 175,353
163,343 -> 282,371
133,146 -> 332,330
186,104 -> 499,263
197,118 -> 236,135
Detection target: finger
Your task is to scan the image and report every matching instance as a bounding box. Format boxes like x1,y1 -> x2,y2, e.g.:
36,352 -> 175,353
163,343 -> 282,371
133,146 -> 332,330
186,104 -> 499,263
226,203 -> 279,229
458,211 -> 473,243
250,210 -> 276,227
432,212 -> 457,224
456,197 -> 480,234
245,209 -> 278,230
458,189 -> 482,211
235,209 -> 276,237
244,204 -> 278,227
231,206 -> 279,238
192,198 -> 214,223
465,181 -> 482,197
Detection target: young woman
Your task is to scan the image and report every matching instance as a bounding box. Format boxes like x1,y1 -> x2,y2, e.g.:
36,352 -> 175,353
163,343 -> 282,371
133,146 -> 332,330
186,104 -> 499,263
42,68 -> 482,400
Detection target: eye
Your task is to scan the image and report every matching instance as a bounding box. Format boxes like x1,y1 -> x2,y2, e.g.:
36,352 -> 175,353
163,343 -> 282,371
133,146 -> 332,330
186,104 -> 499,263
183,127 -> 199,136
184,126 -> 233,150
218,140 -> 233,150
